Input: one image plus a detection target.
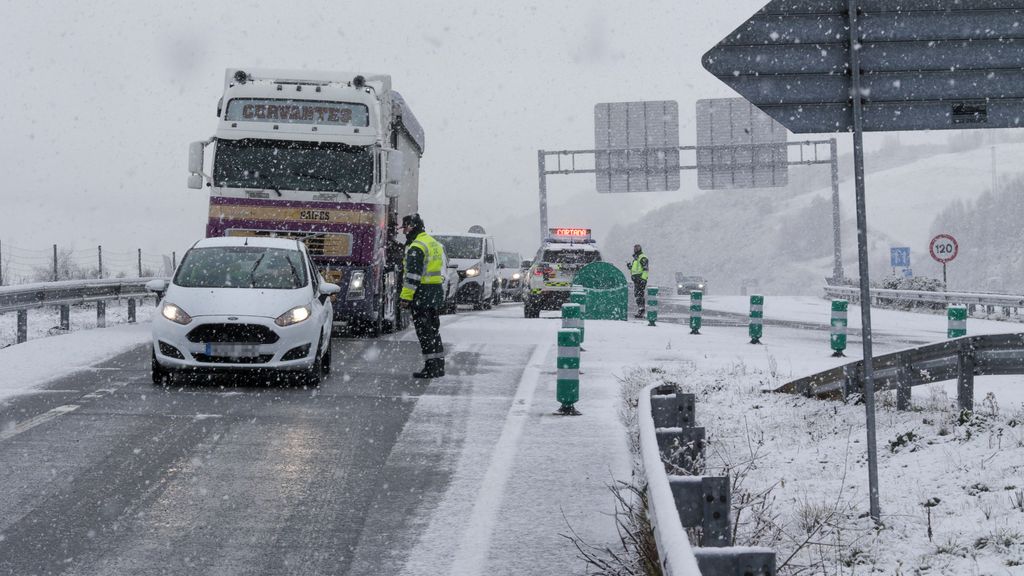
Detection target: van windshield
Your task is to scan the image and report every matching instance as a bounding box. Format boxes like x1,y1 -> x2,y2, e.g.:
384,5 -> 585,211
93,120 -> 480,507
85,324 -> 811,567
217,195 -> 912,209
497,252 -> 521,267
435,236 -> 483,259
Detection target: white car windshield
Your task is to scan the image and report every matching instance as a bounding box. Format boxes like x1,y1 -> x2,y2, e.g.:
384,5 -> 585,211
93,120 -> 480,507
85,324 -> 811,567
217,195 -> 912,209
175,246 -> 308,289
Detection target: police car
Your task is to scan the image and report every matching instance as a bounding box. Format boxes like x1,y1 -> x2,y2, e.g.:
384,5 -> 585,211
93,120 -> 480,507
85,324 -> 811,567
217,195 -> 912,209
523,228 -> 602,318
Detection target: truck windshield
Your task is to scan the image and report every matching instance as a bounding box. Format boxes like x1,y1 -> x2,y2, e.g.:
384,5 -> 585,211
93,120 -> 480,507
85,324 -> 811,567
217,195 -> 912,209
434,236 -> 483,259
213,139 -> 374,194
174,246 -> 308,289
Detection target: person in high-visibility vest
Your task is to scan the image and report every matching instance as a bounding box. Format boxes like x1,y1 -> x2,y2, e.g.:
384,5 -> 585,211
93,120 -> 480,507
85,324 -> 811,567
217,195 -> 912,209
627,244 -> 649,319
400,213 -> 447,378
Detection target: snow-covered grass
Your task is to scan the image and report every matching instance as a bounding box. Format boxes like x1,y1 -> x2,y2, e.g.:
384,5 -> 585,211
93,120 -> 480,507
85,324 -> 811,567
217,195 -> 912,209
0,298 -> 155,349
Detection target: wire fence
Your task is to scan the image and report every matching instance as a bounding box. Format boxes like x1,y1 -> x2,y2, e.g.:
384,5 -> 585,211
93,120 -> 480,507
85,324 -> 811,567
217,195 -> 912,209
0,241 -> 176,286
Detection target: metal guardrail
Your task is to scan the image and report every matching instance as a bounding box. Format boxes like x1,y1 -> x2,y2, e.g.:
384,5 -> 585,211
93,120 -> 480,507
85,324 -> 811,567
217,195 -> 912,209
640,383 -> 775,576
824,285 -> 1024,313
775,333 -> 1024,411
0,278 -> 161,344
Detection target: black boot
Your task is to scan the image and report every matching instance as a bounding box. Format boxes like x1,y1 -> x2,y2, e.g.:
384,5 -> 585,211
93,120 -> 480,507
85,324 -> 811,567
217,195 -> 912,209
413,358 -> 445,379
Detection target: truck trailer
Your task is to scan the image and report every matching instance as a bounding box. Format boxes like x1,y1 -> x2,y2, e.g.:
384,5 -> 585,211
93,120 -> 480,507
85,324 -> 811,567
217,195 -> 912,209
187,68 -> 425,335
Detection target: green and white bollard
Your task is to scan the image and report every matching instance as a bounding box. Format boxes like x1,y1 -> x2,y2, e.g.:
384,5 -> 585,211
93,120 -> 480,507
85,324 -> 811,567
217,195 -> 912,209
689,290 -> 703,335
646,286 -> 659,326
570,285 -> 587,318
556,328 -> 582,415
830,299 -> 848,357
561,303 -> 584,343
948,305 -> 967,338
748,294 -> 763,344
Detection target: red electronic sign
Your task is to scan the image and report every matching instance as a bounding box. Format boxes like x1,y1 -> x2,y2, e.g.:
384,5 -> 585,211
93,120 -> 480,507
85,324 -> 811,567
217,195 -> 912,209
551,228 -> 590,237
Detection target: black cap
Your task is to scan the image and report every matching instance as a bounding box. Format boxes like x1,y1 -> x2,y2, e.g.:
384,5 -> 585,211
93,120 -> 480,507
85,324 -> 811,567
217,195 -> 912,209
402,213 -> 424,229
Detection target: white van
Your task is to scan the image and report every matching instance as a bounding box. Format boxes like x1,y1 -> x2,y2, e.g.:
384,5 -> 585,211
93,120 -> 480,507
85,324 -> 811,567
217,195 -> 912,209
434,226 -> 500,309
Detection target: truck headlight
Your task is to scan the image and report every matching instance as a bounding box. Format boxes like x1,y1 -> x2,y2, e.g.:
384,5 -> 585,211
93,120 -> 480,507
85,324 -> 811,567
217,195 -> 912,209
275,305 -> 311,327
465,266 -> 480,278
347,270 -> 366,300
161,302 -> 192,325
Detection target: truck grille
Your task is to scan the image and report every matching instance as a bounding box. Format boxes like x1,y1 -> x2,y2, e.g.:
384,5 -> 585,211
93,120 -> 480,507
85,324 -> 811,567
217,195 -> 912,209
186,324 -> 279,344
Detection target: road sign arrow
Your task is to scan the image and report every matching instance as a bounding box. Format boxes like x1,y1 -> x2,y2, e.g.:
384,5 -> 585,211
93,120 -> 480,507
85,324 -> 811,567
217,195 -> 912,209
702,0 -> 1024,133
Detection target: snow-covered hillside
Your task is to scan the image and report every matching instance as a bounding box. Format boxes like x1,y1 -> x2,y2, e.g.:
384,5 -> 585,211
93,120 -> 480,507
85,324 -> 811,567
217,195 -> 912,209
603,140 -> 1024,295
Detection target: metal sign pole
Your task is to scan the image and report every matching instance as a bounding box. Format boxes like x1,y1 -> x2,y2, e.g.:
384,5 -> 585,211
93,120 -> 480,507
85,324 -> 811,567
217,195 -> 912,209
830,138 -> 844,282
538,150 -> 548,244
848,0 -> 881,523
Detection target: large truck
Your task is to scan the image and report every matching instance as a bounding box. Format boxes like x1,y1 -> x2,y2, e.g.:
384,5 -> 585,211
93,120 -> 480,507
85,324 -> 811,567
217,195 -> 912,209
187,68 -> 424,335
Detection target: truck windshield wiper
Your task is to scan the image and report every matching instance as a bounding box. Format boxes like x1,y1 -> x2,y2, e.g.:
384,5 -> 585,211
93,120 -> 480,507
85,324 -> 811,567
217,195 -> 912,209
256,173 -> 283,197
292,171 -> 351,199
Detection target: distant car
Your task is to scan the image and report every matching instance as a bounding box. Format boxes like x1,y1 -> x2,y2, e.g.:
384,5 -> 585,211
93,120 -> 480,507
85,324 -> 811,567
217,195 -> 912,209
146,236 -> 340,386
676,274 -> 708,296
524,230 -> 602,318
497,251 -> 525,301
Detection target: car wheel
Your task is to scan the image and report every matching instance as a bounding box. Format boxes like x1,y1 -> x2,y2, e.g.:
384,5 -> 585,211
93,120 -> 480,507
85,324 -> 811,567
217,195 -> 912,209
492,283 -> 501,306
524,298 -> 540,318
151,350 -> 170,385
321,338 -> 332,376
304,339 -> 323,387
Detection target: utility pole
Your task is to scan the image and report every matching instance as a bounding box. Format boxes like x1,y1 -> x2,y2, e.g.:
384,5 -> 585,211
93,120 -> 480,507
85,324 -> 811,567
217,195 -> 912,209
98,245 -> 103,279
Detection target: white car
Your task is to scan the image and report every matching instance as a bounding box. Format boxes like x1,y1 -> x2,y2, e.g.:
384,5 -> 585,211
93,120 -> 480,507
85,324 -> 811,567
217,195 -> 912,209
146,236 -> 340,386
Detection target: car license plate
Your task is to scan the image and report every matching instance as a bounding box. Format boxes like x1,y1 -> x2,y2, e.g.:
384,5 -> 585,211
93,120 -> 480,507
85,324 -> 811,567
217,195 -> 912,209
205,343 -> 260,357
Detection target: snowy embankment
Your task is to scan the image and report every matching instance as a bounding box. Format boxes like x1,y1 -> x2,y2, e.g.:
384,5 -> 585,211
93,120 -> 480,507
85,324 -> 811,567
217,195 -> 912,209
0,301 -> 153,401
621,296 -> 1024,574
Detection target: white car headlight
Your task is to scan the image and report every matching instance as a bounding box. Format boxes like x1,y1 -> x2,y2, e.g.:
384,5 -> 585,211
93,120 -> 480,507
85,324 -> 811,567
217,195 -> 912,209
512,272 -> 522,280
275,305 -> 311,327
465,266 -> 480,277
161,302 -> 192,325
677,284 -> 683,288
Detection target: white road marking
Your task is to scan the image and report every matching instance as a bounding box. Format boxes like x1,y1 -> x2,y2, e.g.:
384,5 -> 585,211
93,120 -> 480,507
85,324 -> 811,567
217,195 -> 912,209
448,343 -> 548,576
0,404 -> 80,441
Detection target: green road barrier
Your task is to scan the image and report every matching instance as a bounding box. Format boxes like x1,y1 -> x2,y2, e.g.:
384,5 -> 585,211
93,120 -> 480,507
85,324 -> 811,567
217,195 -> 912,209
948,305 -> 967,338
556,328 -> 582,416
749,294 -> 763,344
646,286 -> 659,326
561,303 -> 584,343
831,299 -> 848,356
689,290 -> 703,334
573,262 -> 628,321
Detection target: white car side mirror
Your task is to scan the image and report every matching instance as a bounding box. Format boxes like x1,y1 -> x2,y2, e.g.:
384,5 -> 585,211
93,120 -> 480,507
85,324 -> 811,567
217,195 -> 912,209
319,282 -> 342,296
146,279 -> 168,293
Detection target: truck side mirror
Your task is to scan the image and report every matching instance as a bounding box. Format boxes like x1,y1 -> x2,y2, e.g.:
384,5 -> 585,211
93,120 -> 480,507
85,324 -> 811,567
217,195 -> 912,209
187,174 -> 204,189
188,141 -> 205,175
386,149 -> 405,187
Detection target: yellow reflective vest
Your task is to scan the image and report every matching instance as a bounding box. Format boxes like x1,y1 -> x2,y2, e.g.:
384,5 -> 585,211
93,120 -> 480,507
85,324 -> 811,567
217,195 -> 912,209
630,252 -> 649,281
401,232 -> 445,302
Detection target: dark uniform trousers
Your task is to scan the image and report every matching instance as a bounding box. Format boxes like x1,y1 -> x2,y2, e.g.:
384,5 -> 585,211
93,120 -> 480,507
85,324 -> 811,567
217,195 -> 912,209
632,275 -> 647,313
411,302 -> 443,358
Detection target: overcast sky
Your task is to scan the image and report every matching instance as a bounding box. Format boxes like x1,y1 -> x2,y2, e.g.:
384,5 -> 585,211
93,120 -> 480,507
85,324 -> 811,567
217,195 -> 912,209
2,0 -> 782,260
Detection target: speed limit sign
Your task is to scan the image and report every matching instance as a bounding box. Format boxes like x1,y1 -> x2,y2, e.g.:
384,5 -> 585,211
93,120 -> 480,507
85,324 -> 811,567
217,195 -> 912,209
929,234 -> 958,263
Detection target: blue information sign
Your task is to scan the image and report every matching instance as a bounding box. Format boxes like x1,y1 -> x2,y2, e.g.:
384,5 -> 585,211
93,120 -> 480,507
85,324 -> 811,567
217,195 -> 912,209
890,247 -> 911,268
